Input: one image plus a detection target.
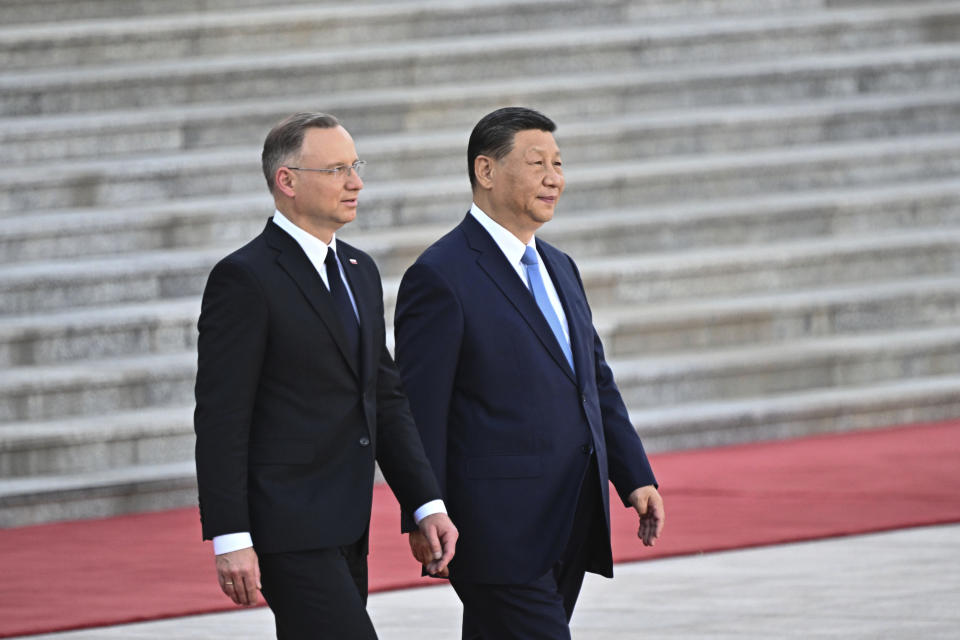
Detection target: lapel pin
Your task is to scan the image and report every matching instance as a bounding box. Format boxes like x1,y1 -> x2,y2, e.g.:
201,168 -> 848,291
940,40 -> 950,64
349,258 -> 358,265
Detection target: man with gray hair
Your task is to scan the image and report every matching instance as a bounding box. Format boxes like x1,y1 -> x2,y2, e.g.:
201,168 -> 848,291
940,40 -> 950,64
194,112 -> 457,639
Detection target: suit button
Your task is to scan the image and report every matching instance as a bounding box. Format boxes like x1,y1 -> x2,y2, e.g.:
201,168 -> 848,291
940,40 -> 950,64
581,444 -> 593,454
581,394 -> 588,404
359,437 -> 370,447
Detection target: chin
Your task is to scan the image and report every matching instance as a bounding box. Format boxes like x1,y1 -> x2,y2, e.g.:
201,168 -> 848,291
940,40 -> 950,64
535,208 -> 556,223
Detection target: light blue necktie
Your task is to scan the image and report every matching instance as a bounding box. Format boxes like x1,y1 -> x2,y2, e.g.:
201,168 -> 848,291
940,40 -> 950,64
521,246 -> 574,372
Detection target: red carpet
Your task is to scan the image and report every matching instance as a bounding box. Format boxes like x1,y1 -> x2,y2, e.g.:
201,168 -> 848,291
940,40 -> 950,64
3,421 -> 959,638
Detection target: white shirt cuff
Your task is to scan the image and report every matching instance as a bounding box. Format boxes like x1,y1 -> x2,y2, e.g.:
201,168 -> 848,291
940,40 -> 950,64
413,499 -> 447,524
213,532 -> 254,555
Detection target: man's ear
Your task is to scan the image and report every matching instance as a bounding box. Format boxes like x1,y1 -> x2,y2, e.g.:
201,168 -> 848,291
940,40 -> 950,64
275,166 -> 296,198
474,155 -> 495,190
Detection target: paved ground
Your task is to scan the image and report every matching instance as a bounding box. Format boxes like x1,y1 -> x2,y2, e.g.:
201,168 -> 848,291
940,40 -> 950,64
25,524 -> 959,639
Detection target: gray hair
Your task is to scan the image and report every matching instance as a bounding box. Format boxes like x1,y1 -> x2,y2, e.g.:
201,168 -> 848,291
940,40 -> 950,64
261,112 -> 340,194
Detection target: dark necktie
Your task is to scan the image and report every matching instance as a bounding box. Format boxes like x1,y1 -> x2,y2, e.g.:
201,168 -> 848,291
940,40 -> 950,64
324,247 -> 360,365
521,246 -> 574,372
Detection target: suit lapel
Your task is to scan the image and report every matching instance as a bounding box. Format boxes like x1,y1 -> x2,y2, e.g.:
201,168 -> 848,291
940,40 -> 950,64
265,222 -> 361,381
462,215 -> 577,385
538,242 -> 592,390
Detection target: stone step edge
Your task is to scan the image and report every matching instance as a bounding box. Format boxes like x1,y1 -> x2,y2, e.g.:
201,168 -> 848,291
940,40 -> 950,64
0,0 -> 595,41
3,272 -> 960,345
3,374 -> 959,501
0,351 -> 196,391
4,129 -> 960,221
7,51 -> 960,140
590,274 -> 960,332
6,126 -> 960,193
630,374 -> 960,445
0,460 -> 196,502
3,225 -> 960,299
8,88 -> 960,173
4,323 -> 960,396
6,176 -> 960,253
8,316 -> 960,447
608,325 -> 960,376
0,406 -> 193,452
3,37 -> 958,103
6,3 -> 958,82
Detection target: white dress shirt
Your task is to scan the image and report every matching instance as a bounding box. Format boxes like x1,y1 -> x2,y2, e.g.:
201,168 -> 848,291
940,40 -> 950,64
212,211 -> 445,555
469,203 -> 572,344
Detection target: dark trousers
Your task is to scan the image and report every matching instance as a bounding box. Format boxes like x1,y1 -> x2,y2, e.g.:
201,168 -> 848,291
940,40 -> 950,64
258,536 -> 377,640
451,457 -> 605,640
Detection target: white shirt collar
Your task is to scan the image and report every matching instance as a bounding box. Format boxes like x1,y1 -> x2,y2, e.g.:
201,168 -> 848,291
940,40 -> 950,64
271,209 -> 338,268
469,203 -> 536,269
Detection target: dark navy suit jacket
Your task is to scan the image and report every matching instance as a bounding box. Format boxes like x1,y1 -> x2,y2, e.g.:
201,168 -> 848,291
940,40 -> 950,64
395,213 -> 656,584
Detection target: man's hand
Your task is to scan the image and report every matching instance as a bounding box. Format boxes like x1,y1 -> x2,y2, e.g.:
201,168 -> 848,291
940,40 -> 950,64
628,485 -> 665,547
215,547 -> 261,606
409,512 -> 458,576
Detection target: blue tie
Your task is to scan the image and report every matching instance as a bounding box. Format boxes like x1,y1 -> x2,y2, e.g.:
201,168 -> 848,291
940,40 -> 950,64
521,246 -> 574,372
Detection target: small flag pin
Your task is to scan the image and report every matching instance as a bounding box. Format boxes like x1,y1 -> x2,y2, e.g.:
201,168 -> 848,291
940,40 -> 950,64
349,258 -> 358,265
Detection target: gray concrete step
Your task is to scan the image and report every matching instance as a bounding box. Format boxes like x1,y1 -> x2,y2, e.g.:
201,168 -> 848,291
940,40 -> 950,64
0,352 -> 195,423
592,276 -> 960,357
0,0 -> 656,71
7,88 -> 960,186
2,9 -> 958,117
6,270 -> 959,374
0,298 -> 198,367
611,325 -> 960,409
6,308 -> 960,427
0,460 -> 196,528
5,128 -> 960,221
569,228 -> 960,307
4,2 -> 954,70
5,371 -> 960,527
9,86 -> 960,166
0,0 -> 824,28
632,374 -> 960,452
0,246 -> 220,316
0,406 -> 193,478
4,220 -> 960,318
6,178 -> 960,268
5,44 -> 958,157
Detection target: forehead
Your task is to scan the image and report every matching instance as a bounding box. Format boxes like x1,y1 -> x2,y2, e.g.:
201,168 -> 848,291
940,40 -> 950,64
510,129 -> 560,155
299,125 -> 357,161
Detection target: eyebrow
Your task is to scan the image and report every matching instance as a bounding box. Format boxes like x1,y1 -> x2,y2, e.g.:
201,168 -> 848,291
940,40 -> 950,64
525,147 -> 561,156
304,158 -> 358,169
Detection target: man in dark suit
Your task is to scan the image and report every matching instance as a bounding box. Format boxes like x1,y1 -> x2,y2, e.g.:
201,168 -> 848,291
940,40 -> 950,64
194,112 -> 457,640
394,107 -> 665,639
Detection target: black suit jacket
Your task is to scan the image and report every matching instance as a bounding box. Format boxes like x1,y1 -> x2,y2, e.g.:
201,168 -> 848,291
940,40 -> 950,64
195,219 -> 440,554
395,214 -> 656,584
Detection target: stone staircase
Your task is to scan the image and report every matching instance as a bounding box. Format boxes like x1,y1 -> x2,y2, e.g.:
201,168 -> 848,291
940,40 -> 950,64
2,0 -> 960,527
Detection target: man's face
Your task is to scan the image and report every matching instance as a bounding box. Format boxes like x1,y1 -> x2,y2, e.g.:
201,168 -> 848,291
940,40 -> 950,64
488,129 -> 565,234
286,125 -> 363,234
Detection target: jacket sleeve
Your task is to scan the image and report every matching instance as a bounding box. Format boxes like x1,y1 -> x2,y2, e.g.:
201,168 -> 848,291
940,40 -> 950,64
393,261 -> 464,532
193,257 -> 268,540
373,286 -> 444,527
569,254 -> 657,506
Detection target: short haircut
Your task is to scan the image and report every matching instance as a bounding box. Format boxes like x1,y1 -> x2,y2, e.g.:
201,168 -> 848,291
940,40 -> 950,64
467,107 -> 557,189
261,112 -> 340,194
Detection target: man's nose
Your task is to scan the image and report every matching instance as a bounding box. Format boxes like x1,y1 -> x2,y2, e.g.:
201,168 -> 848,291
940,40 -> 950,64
544,166 -> 563,187
346,170 -> 363,189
